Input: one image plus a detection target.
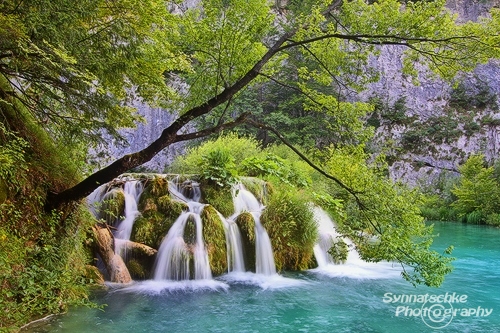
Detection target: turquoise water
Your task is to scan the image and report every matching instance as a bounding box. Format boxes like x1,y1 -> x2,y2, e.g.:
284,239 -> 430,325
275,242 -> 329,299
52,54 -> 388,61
33,222 -> 500,333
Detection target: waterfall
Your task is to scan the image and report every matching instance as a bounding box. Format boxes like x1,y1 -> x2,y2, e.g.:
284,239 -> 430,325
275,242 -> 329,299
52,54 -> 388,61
232,184 -> 276,276
153,182 -> 212,281
312,206 -> 400,279
217,212 -> 246,273
312,206 -> 360,266
114,180 -> 143,256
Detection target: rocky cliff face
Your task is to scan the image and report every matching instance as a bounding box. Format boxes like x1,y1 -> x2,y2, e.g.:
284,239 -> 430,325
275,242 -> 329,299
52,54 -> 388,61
360,0 -> 500,187
99,0 -> 500,186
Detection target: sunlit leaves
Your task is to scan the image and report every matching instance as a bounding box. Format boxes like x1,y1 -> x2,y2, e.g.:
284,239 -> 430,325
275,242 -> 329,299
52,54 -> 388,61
178,0 -> 274,108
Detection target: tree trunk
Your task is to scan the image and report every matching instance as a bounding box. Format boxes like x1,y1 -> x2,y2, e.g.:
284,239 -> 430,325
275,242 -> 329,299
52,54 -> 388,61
119,240 -> 157,257
92,225 -> 132,284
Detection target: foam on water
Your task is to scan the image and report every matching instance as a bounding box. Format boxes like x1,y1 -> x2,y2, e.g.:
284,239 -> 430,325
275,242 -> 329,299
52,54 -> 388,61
112,279 -> 230,295
219,271 -> 309,290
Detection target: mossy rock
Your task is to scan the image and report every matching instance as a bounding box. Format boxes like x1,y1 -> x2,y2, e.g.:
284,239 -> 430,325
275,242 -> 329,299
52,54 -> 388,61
157,195 -> 188,219
183,215 -> 197,245
131,211 -> 175,249
126,259 -> 148,280
138,176 -> 170,210
235,212 -> 256,272
261,189 -> 318,271
200,181 -> 234,216
201,205 -> 227,276
84,265 -> 105,285
100,188 -> 125,225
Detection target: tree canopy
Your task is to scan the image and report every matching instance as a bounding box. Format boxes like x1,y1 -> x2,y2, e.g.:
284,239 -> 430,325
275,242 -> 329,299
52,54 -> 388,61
2,0 -> 500,287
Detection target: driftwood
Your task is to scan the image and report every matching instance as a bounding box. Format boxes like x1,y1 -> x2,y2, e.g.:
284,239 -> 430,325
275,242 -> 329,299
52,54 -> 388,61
119,240 -> 157,256
92,225 -> 132,284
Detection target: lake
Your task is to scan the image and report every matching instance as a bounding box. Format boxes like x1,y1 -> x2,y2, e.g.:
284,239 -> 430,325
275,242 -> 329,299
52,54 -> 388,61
29,221 -> 500,333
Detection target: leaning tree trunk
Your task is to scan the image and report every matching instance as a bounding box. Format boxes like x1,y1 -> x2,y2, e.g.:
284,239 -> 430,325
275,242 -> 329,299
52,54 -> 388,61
92,225 -> 132,284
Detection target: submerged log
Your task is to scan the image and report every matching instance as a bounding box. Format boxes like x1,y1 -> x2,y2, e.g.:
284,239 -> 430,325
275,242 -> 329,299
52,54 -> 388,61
92,225 -> 132,284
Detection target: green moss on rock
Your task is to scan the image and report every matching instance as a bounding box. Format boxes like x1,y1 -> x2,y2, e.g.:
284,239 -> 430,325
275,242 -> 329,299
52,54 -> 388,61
100,188 -> 125,225
201,182 -> 234,216
235,212 -> 256,272
201,205 -> 227,275
126,259 -> 147,280
240,177 -> 269,205
131,211 -> 173,249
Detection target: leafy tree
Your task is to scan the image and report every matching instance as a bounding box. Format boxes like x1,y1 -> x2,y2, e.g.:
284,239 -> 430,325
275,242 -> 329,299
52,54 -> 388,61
451,154 -> 500,224
2,0 -> 500,287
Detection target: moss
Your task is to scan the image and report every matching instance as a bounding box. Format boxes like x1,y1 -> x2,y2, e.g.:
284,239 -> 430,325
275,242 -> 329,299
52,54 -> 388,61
139,176 -> 170,209
99,188 -> 125,225
183,215 -> 197,245
261,189 -> 318,271
201,181 -> 234,216
83,265 -> 105,285
157,195 -> 188,218
126,259 -> 147,280
235,212 -> 256,272
131,211 -> 173,249
201,205 -> 227,276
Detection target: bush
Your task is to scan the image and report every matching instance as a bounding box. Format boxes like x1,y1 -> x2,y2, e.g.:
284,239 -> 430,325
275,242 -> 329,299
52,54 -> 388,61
260,187 -> 317,271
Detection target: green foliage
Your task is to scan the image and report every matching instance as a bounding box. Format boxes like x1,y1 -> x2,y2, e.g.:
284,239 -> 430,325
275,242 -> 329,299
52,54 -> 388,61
99,189 -> 126,225
241,153 -> 310,188
169,134 -> 314,189
200,149 -> 238,188
1,0 -> 188,145
321,146 -> 454,287
201,183 -> 234,217
485,213 -> 500,226
368,97 -> 415,128
449,79 -> 498,110
451,154 -> 500,223
0,208 -> 98,330
168,133 -> 259,173
261,187 -> 318,271
327,238 -> 349,264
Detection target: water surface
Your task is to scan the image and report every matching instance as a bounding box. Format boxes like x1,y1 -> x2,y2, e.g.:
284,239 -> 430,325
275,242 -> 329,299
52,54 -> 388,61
32,222 -> 500,333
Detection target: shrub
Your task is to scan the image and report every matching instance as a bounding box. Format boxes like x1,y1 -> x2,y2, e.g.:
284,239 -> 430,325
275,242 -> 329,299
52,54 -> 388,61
261,187 -> 317,271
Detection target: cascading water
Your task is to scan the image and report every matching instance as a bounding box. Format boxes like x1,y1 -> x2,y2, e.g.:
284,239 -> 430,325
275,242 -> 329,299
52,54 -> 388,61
232,184 -> 276,276
114,180 -> 143,256
153,180 -> 212,281
219,212 -> 246,273
312,206 -> 400,278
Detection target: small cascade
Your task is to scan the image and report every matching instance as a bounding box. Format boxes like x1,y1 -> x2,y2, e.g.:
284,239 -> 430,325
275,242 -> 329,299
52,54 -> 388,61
114,180 -> 143,256
153,181 -> 212,281
312,206 -> 354,267
219,212 -> 246,273
232,184 -> 276,276
312,206 -> 400,279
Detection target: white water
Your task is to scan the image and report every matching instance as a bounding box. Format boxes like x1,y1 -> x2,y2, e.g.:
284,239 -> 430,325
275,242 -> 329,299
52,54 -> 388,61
219,212 -> 246,273
114,180 -> 143,256
232,184 -> 276,276
312,206 -> 401,279
153,180 -> 212,281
